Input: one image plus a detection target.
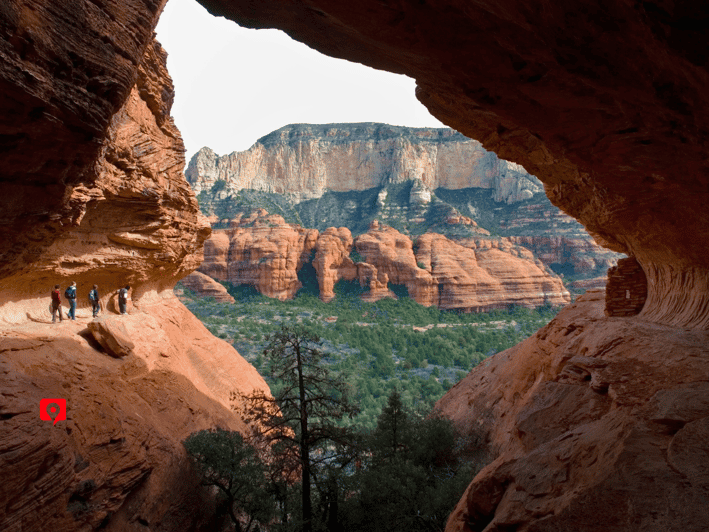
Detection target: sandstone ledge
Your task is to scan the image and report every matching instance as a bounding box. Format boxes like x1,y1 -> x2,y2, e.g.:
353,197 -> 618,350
0,296 -> 269,532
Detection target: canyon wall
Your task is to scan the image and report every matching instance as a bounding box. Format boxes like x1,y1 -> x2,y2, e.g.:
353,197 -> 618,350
437,290 -> 709,530
189,126 -> 621,279
507,235 -> 617,276
1,0 -> 708,531
186,124 -> 542,203
0,34 -> 210,323
200,212 -> 570,311
0,5 -> 269,530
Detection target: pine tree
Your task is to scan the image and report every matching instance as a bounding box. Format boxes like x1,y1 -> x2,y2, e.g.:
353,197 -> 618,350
183,429 -> 273,532
372,389 -> 410,460
235,326 -> 359,532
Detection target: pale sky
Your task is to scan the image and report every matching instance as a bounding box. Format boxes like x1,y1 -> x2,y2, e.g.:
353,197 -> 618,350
155,0 -> 445,164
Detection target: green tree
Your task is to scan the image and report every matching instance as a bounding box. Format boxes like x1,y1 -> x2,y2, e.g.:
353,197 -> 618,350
371,389 -> 410,460
183,429 -> 273,532
341,390 -> 474,532
236,326 -> 359,532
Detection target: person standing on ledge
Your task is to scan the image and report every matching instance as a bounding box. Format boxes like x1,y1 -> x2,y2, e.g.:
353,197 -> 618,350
65,281 -> 77,321
51,285 -> 63,323
89,284 -> 100,318
118,285 -> 131,315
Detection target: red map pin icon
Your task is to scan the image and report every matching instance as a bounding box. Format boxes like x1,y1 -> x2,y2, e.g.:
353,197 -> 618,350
40,398 -> 67,425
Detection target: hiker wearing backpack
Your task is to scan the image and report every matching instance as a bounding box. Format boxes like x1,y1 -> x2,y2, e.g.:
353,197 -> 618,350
51,285 -> 63,323
65,282 -> 77,320
88,285 -> 100,318
118,285 -> 130,315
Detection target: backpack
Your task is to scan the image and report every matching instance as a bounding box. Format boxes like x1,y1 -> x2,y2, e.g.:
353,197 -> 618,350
119,288 -> 127,302
89,289 -> 98,302
64,287 -> 72,299
51,290 -> 61,303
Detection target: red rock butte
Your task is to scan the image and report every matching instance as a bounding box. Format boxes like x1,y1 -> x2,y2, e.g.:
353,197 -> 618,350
0,1 -> 708,531
198,211 -> 571,309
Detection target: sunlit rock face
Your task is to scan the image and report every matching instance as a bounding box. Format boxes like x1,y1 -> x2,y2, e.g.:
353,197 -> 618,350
437,291 -> 709,531
186,123 -> 542,203
0,3 -> 269,530
0,299 -> 268,532
197,0 -> 709,330
200,215 -> 570,310
225,211 -> 319,300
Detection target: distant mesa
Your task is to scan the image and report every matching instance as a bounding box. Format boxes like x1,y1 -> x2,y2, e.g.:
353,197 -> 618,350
187,123 -> 622,303
185,122 -> 542,204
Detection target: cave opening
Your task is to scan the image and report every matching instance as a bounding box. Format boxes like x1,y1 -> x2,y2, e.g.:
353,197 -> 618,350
155,0 -> 445,165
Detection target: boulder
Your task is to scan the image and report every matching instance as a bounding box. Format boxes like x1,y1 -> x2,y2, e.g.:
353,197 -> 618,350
87,316 -> 136,358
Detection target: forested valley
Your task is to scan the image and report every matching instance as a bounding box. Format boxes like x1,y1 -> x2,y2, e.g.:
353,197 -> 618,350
180,279 -> 561,532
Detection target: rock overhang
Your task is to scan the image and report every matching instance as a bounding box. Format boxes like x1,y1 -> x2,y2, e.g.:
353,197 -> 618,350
193,0 -> 709,329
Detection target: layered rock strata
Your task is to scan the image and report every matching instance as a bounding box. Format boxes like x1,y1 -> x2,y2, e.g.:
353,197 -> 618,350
437,290 -> 709,531
0,0 -> 168,284
0,37 -> 210,324
0,7 -> 268,531
186,124 -> 541,203
0,299 -> 268,532
311,227 -> 357,303
200,214 -> 570,311
224,211 -> 319,300
192,130 -> 621,280
508,235 -> 618,275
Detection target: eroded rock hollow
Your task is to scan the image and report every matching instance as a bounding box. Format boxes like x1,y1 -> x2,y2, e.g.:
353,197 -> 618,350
0,2 -> 268,530
1,0 -> 708,531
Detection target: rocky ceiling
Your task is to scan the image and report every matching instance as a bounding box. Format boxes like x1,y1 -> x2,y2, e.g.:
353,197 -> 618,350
0,0 -> 707,327
196,0 -> 709,328
1,2 -> 707,530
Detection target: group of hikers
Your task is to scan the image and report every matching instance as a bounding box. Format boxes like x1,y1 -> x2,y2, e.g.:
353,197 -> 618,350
50,283 -> 131,323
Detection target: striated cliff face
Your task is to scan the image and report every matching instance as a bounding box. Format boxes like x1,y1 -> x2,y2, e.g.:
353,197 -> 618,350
224,210 -> 319,300
186,124 -> 542,204
0,5 -> 269,531
507,235 -> 618,275
0,37 -> 210,323
200,212 -> 570,311
190,127 -> 621,279
1,299 -> 267,532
